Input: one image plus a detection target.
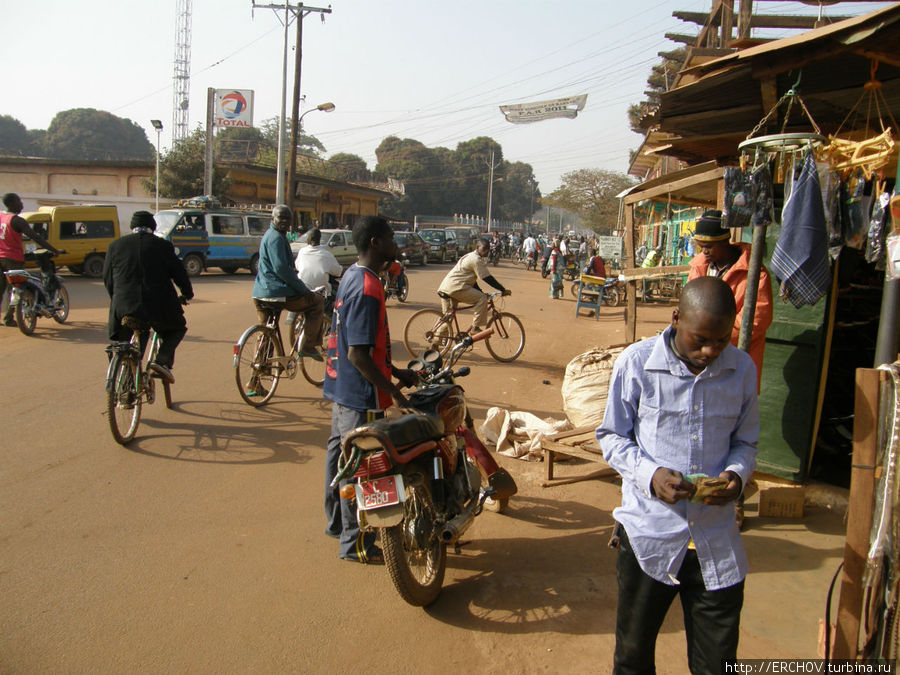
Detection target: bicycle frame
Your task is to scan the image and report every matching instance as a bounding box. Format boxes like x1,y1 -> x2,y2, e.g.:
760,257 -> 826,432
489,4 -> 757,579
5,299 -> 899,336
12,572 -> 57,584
437,293 -> 510,341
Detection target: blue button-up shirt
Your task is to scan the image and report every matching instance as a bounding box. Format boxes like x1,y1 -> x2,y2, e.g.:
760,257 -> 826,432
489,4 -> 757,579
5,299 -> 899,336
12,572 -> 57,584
596,325 -> 758,590
252,225 -> 309,300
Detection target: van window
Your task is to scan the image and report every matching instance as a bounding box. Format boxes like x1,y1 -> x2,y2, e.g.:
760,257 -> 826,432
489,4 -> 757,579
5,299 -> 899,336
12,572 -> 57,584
212,215 -> 244,236
248,216 -> 268,235
60,220 -> 115,239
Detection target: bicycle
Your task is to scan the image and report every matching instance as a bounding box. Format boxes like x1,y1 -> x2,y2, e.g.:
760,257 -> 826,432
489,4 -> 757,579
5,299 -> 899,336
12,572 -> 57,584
403,291 -> 525,362
233,295 -> 331,407
105,318 -> 174,445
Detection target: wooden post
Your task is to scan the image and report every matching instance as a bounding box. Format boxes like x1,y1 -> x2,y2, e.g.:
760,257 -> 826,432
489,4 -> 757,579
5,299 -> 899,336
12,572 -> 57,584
738,0 -> 753,40
624,203 -> 637,344
832,368 -> 885,658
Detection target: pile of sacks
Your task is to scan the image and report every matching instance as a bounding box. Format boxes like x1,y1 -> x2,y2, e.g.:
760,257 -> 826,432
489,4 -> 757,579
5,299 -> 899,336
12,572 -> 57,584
479,346 -> 624,461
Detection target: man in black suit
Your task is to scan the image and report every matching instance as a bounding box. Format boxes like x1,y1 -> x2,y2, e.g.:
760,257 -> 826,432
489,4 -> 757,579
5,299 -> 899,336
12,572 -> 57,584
103,211 -> 193,383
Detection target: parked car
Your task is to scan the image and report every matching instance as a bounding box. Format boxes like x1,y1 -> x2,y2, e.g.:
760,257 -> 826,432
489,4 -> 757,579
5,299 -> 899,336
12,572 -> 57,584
447,226 -> 481,256
394,230 -> 429,266
290,228 -> 357,266
418,228 -> 459,263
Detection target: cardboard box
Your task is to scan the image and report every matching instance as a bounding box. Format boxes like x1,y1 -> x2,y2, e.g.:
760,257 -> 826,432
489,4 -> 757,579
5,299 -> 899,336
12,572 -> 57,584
758,486 -> 805,518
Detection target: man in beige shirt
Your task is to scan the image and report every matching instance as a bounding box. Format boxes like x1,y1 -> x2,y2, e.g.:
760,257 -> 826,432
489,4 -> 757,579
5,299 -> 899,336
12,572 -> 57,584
437,237 -> 511,331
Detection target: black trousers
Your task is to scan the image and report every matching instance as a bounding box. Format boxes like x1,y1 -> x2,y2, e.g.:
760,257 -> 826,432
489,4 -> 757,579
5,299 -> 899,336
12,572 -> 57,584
614,528 -> 744,675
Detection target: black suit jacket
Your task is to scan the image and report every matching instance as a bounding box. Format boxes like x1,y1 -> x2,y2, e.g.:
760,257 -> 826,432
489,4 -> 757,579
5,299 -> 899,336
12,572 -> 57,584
103,231 -> 193,336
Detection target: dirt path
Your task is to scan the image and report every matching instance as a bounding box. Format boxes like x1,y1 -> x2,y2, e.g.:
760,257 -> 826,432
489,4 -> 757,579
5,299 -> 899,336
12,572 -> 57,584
0,259 -> 846,673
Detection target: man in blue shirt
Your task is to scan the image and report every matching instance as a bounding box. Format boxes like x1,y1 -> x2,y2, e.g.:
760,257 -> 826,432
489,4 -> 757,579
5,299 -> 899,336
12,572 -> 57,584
251,205 -> 324,361
597,277 -> 758,675
323,215 -> 417,564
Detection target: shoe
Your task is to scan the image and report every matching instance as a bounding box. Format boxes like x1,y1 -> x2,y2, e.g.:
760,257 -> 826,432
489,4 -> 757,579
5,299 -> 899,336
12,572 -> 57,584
148,362 -> 175,384
341,546 -> 385,565
246,385 -> 268,398
3,319 -> 16,327
488,467 -> 518,500
300,349 -> 324,362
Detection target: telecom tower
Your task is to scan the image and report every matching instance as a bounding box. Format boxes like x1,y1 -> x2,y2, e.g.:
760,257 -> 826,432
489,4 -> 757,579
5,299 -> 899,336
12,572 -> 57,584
172,0 -> 192,142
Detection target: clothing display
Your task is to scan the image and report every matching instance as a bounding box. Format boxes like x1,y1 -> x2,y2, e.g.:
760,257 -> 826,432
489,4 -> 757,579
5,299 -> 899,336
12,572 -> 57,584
770,151 -> 832,308
865,190 -> 891,269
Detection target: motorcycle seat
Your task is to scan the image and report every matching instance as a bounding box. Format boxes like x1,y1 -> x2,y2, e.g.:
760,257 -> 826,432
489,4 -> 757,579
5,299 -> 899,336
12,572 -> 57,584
363,413 -> 445,449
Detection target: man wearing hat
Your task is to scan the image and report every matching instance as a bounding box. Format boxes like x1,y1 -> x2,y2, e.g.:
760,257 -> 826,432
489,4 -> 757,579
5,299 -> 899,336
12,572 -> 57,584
103,211 -> 194,383
688,210 -> 773,393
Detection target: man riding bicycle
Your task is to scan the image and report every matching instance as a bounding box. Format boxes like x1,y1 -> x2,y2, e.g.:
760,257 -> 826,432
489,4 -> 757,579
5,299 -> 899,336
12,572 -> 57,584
103,211 -> 193,383
437,237 -> 511,333
252,204 -> 325,360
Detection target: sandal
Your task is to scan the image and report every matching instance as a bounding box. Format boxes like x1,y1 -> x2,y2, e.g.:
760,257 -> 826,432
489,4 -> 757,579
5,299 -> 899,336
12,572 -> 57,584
341,546 -> 384,565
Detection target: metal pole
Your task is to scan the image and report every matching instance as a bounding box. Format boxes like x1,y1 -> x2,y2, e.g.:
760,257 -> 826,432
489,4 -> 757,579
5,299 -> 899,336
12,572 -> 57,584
275,1 -> 290,205
286,8 -> 304,212
486,149 -> 495,233
155,129 -> 161,212
874,277 -> 900,366
204,87 -> 214,196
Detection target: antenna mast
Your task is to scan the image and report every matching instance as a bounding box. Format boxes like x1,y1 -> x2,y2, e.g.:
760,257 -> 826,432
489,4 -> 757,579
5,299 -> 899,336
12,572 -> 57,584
172,0 -> 192,142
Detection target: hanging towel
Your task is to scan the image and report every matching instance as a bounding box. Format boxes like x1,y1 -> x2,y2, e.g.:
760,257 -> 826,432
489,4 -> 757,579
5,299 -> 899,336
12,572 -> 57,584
770,150 -> 831,308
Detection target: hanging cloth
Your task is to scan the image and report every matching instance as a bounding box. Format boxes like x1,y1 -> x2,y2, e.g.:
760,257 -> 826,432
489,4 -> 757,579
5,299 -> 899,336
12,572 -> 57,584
770,150 -> 831,308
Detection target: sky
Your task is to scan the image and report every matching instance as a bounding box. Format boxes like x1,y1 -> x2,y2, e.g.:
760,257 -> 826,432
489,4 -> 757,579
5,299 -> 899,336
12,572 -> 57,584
2,0 -> 892,196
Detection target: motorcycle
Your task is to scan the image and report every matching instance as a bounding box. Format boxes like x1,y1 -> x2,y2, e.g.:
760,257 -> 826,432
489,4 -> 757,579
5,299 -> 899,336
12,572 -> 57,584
569,276 -> 624,307
488,242 -> 502,266
381,255 -> 409,302
3,249 -> 70,335
330,331 -> 517,607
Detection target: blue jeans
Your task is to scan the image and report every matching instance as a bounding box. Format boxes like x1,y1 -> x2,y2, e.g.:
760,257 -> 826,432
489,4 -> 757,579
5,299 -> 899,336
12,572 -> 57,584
614,528 -> 744,675
324,403 -> 380,559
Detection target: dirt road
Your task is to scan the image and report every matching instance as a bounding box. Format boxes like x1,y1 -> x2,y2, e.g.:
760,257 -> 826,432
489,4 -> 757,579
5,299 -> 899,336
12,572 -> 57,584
0,259 -> 846,673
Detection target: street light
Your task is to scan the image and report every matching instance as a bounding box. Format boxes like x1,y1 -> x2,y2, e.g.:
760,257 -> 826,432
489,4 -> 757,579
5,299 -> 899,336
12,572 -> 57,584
150,119 -> 163,212
298,101 -> 335,128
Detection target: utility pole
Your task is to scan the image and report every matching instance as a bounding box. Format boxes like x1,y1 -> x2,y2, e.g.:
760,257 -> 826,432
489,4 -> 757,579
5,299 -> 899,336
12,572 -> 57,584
484,148 -> 501,233
252,2 -> 331,206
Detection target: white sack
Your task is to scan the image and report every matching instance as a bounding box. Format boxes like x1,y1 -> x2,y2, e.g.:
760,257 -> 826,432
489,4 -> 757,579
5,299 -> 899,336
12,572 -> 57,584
480,407 -> 569,461
561,347 -> 625,428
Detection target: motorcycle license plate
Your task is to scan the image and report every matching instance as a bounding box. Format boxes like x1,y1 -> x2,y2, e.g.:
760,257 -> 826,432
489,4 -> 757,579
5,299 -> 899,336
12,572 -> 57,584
355,475 -> 405,511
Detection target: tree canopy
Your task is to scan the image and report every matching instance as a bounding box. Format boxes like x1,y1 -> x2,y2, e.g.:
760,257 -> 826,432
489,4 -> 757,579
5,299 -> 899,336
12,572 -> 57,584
42,108 -> 155,160
374,135 -> 539,225
0,115 -> 30,155
543,168 -> 635,235
143,128 -> 230,201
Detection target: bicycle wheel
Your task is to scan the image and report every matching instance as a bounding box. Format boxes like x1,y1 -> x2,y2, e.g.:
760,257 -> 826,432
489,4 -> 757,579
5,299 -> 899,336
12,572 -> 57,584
485,312 -> 525,362
403,309 -> 451,358
235,326 -> 283,406
52,285 -> 70,323
107,356 -> 142,445
300,314 -> 330,386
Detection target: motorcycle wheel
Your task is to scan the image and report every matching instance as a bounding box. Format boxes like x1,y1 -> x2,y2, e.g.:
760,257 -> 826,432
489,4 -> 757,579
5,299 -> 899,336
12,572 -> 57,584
107,356 -> 142,445
397,274 -> 409,302
234,326 -> 283,406
299,314 -> 330,386
569,281 -> 581,299
604,287 -> 622,307
14,291 -> 37,336
382,480 -> 446,607
403,309 -> 451,358
485,312 -> 525,362
541,266 -> 549,279
53,285 -> 70,323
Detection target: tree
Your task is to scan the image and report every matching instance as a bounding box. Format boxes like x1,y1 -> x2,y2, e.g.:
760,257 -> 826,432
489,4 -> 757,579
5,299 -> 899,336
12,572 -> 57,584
143,128 -> 230,200
42,108 -> 154,160
544,168 -> 636,234
326,153 -> 371,183
0,115 -> 30,155
627,48 -> 686,134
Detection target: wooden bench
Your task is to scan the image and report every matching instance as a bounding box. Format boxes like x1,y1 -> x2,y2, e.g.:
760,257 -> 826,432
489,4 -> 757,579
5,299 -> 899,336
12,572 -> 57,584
542,425 -> 619,487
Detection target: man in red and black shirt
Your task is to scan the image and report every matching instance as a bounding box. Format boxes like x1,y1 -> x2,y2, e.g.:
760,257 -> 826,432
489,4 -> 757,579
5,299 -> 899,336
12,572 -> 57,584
323,216 -> 417,564
0,193 -> 60,326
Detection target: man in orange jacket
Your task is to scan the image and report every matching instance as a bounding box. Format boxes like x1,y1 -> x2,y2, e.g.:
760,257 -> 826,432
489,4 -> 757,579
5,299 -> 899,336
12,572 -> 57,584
688,210 -> 773,392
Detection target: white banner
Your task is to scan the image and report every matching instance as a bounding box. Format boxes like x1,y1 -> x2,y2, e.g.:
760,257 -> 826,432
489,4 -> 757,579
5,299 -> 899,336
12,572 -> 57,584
500,94 -> 588,124
214,89 -> 254,128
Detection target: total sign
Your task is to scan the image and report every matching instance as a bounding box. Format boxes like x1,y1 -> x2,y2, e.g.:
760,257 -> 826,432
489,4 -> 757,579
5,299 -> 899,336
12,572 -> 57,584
215,89 -> 254,128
